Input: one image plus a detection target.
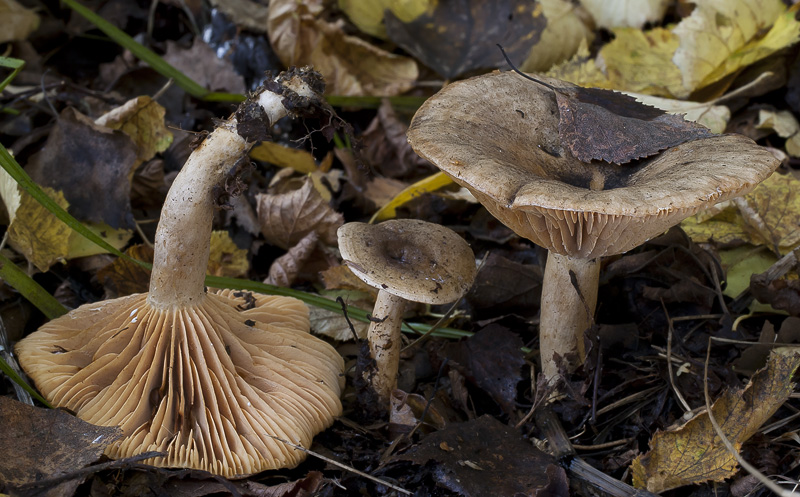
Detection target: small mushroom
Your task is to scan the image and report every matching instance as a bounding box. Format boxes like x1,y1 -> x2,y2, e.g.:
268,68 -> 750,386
337,219 -> 476,410
407,71 -> 780,381
15,68 -> 344,477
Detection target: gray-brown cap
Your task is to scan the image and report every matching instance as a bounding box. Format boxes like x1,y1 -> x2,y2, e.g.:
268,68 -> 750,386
338,219 -> 476,304
15,289 -> 344,478
407,71 -> 780,259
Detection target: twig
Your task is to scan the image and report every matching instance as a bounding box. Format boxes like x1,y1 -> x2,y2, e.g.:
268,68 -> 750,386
662,300 -> 692,413
264,435 -> 412,495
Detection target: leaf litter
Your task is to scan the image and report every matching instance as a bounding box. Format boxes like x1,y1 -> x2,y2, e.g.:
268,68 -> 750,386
3,1 -> 800,496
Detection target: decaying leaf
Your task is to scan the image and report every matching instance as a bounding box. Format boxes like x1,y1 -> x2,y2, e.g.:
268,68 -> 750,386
580,0 -> 669,29
520,0 -> 595,73
0,0 -> 40,43
321,264 -> 378,296
309,290 -> 371,340
256,177 -> 343,250
250,141 -> 320,174
163,39 -> 246,94
735,318 -> 800,374
97,243 -> 154,298
384,0 -> 546,79
682,172 -> 800,255
338,0 -> 435,40
265,231 -> 319,287
0,396 -> 121,495
207,230 -> 249,278
438,325 -> 526,416
268,0 -> 418,96
26,107 -> 138,230
95,96 -> 174,170
751,271 -> 800,317
67,221 -> 133,259
0,167 -> 71,272
631,348 -> 800,493
629,92 -> 731,134
393,415 -> 569,497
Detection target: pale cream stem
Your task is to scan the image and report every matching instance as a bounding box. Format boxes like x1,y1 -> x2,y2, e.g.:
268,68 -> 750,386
366,290 -> 406,408
539,252 -> 600,381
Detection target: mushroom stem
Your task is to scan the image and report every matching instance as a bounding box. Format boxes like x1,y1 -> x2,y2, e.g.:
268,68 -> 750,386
148,76 -> 316,309
539,252 -> 600,380
366,290 -> 406,408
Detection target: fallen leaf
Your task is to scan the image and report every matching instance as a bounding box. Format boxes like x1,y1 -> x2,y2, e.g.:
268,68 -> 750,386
361,99 -> 433,180
256,177 -> 343,250
0,396 -> 121,496
718,245 -> 777,298
370,172 -> 453,222
0,167 -> 71,272
97,243 -> 154,298
546,39 -> 613,89
250,141 -> 320,174
384,0 -> 545,79
580,0 -> 669,29
207,230 -> 249,278
26,107 -> 138,230
394,415 -> 569,497
163,39 -> 246,94
735,318 -> 800,374
264,231 -> 319,287
751,271 -> 800,316
439,325 -> 526,416
268,0 -> 418,96
209,0 -> 270,34
631,348 -> 800,493
0,0 -> 39,43
321,265 -> 378,296
309,290 -> 371,340
682,172 -> 800,255
95,96 -> 174,170
629,92 -> 731,134
520,0 -> 595,73
465,252 -> 542,317
756,108 -> 800,157
67,221 -> 134,259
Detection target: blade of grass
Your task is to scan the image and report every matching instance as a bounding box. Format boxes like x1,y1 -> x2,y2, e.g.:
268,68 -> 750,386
0,355 -> 51,407
0,252 -> 66,319
60,0 -> 243,103
0,56 -> 25,93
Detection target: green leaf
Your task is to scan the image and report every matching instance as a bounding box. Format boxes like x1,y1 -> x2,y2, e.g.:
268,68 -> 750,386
0,56 -> 24,93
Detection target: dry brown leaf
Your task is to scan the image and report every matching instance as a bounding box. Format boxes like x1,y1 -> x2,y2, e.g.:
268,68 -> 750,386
163,39 -> 245,94
97,244 -> 154,298
321,265 -> 379,296
264,231 -> 319,287
256,178 -> 343,250
631,348 -> 800,493
309,291 -> 372,341
267,0 -> 418,96
95,96 -> 173,170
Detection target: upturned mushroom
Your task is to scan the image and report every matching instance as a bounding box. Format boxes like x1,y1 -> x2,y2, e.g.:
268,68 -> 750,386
15,68 -> 345,477
407,71 -> 780,381
337,219 -> 476,411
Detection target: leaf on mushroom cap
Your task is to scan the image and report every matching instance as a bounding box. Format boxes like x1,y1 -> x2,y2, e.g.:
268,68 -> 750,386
407,71 -> 780,260
338,220 -> 476,305
15,289 -> 344,478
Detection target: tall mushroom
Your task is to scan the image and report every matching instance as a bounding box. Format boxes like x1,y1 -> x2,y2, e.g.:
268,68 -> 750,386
15,68 -> 345,477
407,71 -> 780,381
337,219 -> 476,411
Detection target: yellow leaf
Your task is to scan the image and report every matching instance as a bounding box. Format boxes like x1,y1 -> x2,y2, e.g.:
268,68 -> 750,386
250,142 -> 319,174
338,0 -> 435,39
681,173 -> 800,255
632,348 -> 800,493
520,0 -> 594,72
0,168 -> 70,272
601,27 -> 683,97
546,39 -> 612,88
628,93 -> 731,134
67,222 -> 133,259
0,0 -> 39,43
95,96 -> 173,170
756,108 -> 800,157
674,0 -> 796,94
370,171 -> 453,223
207,231 -> 248,278
718,245 -> 777,298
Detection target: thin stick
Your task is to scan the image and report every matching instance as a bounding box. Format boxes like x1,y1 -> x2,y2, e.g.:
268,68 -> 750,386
663,300 -> 691,412
265,435 -> 412,496
497,44 -> 556,91
703,337 -> 797,496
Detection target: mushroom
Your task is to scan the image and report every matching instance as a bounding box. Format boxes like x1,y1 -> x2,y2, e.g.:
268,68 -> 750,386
407,71 -> 780,381
15,68 -> 345,477
337,219 -> 476,410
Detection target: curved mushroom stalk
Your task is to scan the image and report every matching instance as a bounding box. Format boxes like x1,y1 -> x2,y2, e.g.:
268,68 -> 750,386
16,68 -> 346,477
539,253 -> 599,380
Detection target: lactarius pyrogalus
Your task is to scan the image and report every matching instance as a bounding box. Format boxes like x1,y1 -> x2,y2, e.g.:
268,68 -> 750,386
15,68 -> 345,478
337,219 -> 476,410
407,71 -> 780,381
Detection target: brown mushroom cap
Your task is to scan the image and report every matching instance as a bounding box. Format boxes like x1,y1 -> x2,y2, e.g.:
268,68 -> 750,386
338,220 -> 476,304
407,72 -> 780,259
15,290 -> 344,478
